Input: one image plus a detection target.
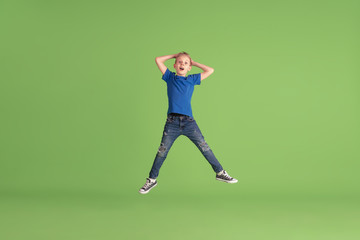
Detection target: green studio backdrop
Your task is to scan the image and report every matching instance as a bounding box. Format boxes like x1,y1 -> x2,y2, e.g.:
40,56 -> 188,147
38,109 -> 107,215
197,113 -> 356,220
1,0 -> 359,240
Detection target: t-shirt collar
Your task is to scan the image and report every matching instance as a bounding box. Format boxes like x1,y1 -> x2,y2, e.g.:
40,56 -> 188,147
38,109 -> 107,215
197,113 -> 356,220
175,74 -> 187,79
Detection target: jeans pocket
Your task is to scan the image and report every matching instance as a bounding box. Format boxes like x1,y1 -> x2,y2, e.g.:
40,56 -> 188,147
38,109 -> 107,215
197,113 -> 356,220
187,117 -> 194,122
166,116 -> 174,123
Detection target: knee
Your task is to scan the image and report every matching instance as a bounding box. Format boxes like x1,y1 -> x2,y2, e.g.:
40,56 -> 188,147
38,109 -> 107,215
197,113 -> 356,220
199,140 -> 210,152
157,142 -> 168,157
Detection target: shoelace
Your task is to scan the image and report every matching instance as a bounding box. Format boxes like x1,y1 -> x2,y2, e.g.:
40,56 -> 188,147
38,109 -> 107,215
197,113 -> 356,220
142,179 -> 153,189
221,171 -> 233,180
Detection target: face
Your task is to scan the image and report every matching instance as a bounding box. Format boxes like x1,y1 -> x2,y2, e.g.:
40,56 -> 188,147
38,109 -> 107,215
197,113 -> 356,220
174,55 -> 192,76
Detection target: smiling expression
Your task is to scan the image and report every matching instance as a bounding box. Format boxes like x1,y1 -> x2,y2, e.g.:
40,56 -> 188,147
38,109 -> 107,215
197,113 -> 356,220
174,55 -> 192,77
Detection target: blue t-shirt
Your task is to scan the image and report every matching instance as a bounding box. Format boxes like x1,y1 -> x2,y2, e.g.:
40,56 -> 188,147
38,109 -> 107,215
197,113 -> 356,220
162,68 -> 201,118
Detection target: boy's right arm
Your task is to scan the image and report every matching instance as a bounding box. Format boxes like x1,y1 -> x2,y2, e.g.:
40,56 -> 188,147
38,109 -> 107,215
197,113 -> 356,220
155,54 -> 177,75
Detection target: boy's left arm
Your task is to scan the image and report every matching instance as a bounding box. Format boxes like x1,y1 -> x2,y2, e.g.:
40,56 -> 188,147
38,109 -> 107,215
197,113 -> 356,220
191,61 -> 214,81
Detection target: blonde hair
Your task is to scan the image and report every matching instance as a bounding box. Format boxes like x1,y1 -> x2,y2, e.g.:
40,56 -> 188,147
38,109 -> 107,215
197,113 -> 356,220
175,51 -> 192,65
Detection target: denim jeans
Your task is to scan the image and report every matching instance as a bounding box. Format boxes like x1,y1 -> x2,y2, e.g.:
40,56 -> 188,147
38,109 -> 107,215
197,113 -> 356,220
149,114 -> 223,179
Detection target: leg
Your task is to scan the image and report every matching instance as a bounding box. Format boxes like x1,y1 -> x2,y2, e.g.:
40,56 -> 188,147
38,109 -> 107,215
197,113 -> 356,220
183,119 -> 223,173
149,118 -> 181,179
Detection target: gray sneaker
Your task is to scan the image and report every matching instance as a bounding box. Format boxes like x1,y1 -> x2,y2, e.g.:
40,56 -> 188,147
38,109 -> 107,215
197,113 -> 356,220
216,170 -> 238,183
139,178 -> 158,194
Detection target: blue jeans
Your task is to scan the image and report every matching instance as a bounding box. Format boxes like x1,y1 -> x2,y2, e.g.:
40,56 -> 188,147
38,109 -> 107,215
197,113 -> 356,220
149,114 -> 223,179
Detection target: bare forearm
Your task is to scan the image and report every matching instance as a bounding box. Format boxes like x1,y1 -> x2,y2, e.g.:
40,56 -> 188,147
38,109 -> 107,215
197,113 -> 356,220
192,61 -> 214,72
155,54 -> 177,63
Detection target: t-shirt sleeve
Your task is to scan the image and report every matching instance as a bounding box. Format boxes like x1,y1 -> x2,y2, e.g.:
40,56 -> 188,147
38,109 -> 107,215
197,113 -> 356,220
189,73 -> 201,85
162,68 -> 171,83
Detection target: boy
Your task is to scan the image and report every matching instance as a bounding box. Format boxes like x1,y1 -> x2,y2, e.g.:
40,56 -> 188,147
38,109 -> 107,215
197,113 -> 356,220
139,52 -> 237,194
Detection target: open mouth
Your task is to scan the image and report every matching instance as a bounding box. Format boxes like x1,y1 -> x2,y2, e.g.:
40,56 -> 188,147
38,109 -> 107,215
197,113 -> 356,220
180,67 -> 184,71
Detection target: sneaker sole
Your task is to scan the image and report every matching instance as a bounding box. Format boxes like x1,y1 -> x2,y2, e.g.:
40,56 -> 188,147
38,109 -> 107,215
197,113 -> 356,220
138,182 -> 158,194
216,178 -> 238,184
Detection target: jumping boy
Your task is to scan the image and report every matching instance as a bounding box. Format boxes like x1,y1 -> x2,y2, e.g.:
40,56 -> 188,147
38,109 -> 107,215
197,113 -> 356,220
139,52 -> 237,194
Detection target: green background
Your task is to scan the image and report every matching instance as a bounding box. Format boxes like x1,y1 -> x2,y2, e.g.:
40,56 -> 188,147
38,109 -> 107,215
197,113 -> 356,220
1,0 -> 359,239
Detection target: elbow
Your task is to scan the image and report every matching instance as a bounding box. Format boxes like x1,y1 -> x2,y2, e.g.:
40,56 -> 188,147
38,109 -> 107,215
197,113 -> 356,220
204,68 -> 214,75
